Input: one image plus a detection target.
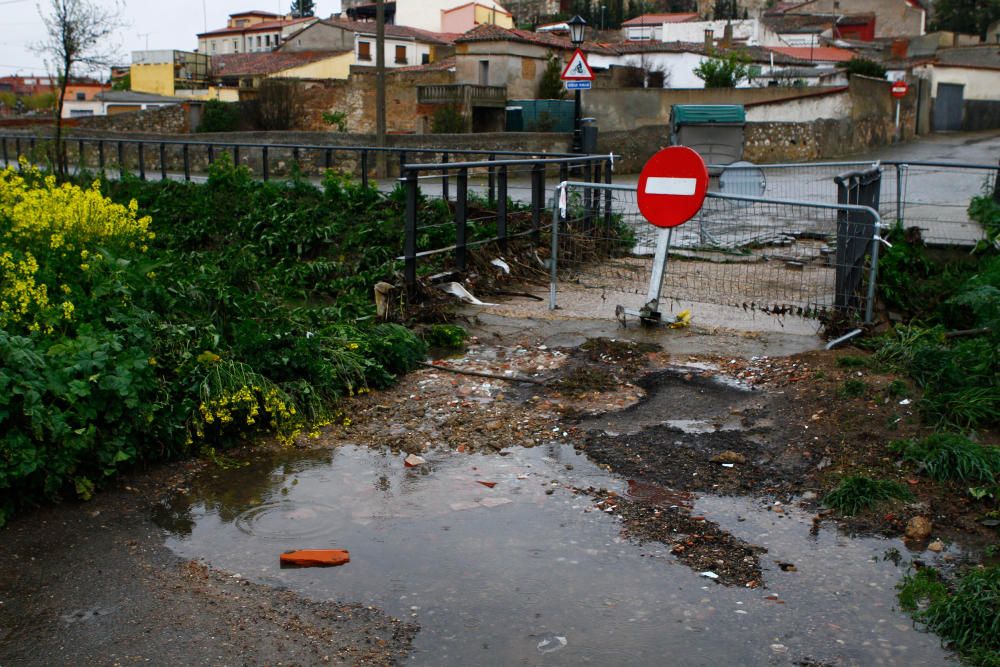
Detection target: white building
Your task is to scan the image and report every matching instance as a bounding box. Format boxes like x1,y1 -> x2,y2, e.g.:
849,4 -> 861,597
197,10 -> 316,56
395,0 -> 509,33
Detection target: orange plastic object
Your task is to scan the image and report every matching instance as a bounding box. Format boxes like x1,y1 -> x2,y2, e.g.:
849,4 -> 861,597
280,549 -> 350,567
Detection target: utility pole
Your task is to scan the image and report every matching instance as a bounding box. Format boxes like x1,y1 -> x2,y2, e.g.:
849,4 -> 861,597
375,0 -> 387,179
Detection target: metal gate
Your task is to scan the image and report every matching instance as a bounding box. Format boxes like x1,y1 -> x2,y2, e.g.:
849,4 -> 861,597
933,83 -> 965,132
549,181 -> 884,324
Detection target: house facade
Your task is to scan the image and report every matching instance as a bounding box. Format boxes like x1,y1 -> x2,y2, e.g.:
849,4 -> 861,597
441,3 -> 515,33
791,0 -> 924,38
280,19 -> 453,70
622,13 -> 699,41
130,51 -> 211,98
395,0 -> 510,32
197,11 -> 317,56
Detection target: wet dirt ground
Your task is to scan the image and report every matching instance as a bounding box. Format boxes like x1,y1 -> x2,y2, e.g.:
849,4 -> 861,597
1,312 -> 993,665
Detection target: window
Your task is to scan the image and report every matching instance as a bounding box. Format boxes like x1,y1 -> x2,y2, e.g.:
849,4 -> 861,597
211,42 -> 217,53
233,39 -> 239,52
395,45 -> 407,64
358,41 -> 371,61
479,60 -> 489,85
265,34 -> 271,46
422,53 -> 430,65
75,92 -> 85,101
257,35 -> 262,49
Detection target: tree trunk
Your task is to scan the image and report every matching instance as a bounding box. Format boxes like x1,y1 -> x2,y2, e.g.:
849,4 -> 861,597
55,58 -> 70,178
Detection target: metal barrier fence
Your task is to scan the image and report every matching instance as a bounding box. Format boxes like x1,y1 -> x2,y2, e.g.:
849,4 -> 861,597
549,180 -> 884,324
712,159 -> 999,247
0,133 -> 575,188
401,154 -> 613,286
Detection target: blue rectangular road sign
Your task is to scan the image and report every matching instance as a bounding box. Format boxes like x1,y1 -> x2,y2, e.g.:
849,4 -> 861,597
565,81 -> 592,90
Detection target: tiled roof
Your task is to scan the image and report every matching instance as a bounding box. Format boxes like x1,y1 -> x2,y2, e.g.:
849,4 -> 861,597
762,13 -> 836,34
317,18 -> 455,45
211,51 -> 347,76
622,13 -> 699,26
768,46 -> 857,62
198,17 -> 314,38
393,56 -> 457,73
934,45 -> 1000,69
455,23 -> 619,54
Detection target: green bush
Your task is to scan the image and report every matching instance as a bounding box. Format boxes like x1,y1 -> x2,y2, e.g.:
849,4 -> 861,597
892,434 -> 1000,484
422,324 -> 468,349
899,566 -> 1000,665
822,475 -> 912,515
845,58 -> 887,79
197,100 -> 241,133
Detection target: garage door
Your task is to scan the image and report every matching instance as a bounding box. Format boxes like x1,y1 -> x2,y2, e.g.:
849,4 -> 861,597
933,83 -> 964,131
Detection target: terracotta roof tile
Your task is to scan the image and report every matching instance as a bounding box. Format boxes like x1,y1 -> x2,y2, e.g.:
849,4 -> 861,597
622,13 -> 700,26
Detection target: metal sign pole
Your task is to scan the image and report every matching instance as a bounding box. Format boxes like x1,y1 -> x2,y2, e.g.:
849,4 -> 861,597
894,99 -> 901,143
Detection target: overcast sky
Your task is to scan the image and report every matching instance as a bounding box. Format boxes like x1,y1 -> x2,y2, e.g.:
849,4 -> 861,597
0,0 -> 343,78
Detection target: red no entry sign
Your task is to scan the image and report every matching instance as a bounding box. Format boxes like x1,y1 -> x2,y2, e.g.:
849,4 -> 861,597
636,146 -> 709,228
891,80 -> 909,98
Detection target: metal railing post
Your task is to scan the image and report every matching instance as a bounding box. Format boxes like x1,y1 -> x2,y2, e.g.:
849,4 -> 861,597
207,144 -> 215,165
398,150 -> 407,179
160,143 -> 167,181
1,136 -> 8,166
456,168 -> 468,270
531,162 -> 544,241
441,153 -> 450,203
262,145 -> 269,181
549,183 -> 563,311
865,210 -> 884,324
98,140 -> 105,174
896,163 -> 905,226
325,147 -> 332,171
497,164 -> 508,251
233,144 -> 240,168
14,138 -> 21,169
994,159 -> 1000,204
78,139 -> 85,174
182,143 -> 190,181
138,142 -> 146,181
292,146 -> 300,170
360,150 -> 368,188
583,159 -> 594,231
604,156 -> 613,229
404,168 -> 419,289
487,153 -> 496,206
117,141 -> 124,177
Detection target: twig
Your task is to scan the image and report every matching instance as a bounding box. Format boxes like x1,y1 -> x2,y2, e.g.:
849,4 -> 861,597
944,327 -> 992,339
417,361 -> 547,385
493,290 -> 545,301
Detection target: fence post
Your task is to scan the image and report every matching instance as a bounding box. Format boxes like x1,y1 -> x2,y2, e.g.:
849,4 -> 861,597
207,144 -> 215,165
138,142 -> 146,181
361,150 -> 369,188
160,143 -> 167,181
549,183 -> 562,311
487,153 -> 496,206
78,139 -> 85,174
117,141 -> 124,178
292,146 -> 300,170
865,209 -> 883,325
456,168 -> 468,271
896,164 -> 905,226
262,145 -> 269,181
233,145 -> 240,168
497,164 -> 508,251
404,168 -> 419,290
531,162 -> 544,241
183,143 -> 190,181
994,159 -> 1000,204
14,138 -> 21,169
559,162 -> 568,187
603,156 -> 613,229
98,140 -> 105,174
583,159 -> 594,231
398,150 -> 407,179
1,136 -> 8,166
441,153 -> 450,203
325,147 -> 332,171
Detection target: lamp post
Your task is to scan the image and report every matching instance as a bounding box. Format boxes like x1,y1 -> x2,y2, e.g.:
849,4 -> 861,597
567,15 -> 587,154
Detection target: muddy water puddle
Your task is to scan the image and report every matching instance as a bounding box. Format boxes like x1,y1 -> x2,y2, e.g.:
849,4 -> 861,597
154,445 -> 954,666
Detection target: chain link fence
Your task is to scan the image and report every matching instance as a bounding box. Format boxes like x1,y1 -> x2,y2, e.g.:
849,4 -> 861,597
549,180 -> 884,324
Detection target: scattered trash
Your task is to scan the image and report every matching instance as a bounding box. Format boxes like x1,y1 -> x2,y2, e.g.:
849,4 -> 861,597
700,571 -> 720,580
722,463 -> 735,468
490,258 -> 511,274
710,451 -> 747,465
777,562 -> 797,572
280,549 -> 350,568
927,539 -> 945,553
670,309 -> 692,329
477,481 -> 498,489
404,454 -> 427,468
536,634 -> 567,654
899,399 -> 912,406
437,282 -> 497,306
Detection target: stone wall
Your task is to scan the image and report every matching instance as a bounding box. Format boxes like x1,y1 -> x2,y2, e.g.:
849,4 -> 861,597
74,103 -> 194,133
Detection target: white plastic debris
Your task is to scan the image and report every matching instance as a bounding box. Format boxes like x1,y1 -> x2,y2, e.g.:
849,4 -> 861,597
537,634 -> 567,654
700,571 -> 720,580
899,399 -> 912,405
490,258 -> 510,274
404,454 -> 427,467
437,282 -> 497,306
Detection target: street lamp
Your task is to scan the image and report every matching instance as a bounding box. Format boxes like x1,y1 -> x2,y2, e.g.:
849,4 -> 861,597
567,15 -> 587,154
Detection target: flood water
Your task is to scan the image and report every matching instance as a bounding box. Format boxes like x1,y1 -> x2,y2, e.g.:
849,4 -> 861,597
154,444 -> 955,666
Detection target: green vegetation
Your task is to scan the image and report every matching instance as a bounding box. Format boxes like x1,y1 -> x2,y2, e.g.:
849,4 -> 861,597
836,355 -> 868,368
898,566 -> 1000,666
693,51 -> 752,88
197,100 -> 241,133
321,110 -> 348,132
822,475 -> 912,515
421,324 -> 469,350
892,434 -> 1000,484
538,53 -> 568,100
845,57 -> 887,80
431,105 -> 466,134
839,378 -> 868,397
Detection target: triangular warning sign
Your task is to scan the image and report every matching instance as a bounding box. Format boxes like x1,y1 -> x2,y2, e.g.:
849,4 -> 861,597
560,49 -> 595,81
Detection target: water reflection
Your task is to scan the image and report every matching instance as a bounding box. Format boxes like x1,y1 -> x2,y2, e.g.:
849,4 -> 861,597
155,445 -> 955,666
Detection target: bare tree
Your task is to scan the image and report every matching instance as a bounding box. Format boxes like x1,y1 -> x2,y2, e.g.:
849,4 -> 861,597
37,0 -> 123,176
